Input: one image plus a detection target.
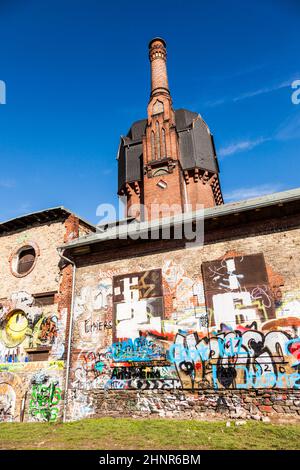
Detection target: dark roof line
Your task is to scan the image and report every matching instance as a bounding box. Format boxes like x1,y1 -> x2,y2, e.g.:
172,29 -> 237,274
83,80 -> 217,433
118,108 -> 218,193
0,206 -> 95,235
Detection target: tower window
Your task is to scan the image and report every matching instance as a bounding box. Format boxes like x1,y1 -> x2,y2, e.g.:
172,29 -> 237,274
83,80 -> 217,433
151,131 -> 155,161
152,167 -> 169,177
157,180 -> 168,190
161,128 -> 167,157
155,121 -> 161,160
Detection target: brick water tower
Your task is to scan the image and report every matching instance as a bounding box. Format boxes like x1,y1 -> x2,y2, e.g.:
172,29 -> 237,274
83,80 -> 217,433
117,38 -> 223,220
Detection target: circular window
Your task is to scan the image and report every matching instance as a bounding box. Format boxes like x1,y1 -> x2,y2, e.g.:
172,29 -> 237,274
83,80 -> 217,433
10,243 -> 39,278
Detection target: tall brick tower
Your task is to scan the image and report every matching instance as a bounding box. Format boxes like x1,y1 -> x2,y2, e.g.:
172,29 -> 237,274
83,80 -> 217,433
117,38 -> 223,220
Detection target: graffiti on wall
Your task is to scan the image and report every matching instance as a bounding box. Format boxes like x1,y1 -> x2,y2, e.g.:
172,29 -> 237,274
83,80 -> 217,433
170,327 -> 300,390
0,291 -> 66,422
107,365 -> 180,390
69,252 -> 300,406
109,337 -> 165,362
0,382 -> 17,421
113,270 -> 164,340
0,361 -> 64,422
73,280 -> 112,350
68,389 -> 94,420
162,260 -> 207,332
202,254 -> 276,329
0,292 -> 65,363
29,375 -> 62,422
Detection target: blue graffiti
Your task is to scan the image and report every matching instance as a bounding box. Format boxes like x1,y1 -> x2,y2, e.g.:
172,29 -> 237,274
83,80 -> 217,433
168,343 -> 209,363
109,337 -> 163,362
218,337 -> 247,357
211,365 -> 300,389
168,336 -> 247,364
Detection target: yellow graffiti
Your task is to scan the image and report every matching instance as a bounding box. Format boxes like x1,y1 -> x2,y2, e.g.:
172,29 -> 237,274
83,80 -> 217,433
1,311 -> 30,348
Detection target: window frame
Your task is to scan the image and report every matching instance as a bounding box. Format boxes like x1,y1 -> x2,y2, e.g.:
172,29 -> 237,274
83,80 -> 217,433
10,242 -> 40,278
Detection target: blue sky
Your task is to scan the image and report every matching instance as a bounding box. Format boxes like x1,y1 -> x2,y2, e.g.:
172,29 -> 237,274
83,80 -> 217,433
0,0 -> 299,224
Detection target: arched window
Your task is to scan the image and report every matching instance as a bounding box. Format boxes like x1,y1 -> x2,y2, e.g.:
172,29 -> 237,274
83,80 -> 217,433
161,128 -> 167,157
151,131 -> 155,161
153,168 -> 169,177
155,121 -> 161,160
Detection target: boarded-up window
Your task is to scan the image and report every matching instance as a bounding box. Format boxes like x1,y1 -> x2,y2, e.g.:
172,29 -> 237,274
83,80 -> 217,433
17,247 -> 36,274
112,269 -> 164,342
33,292 -> 56,306
202,253 -> 276,329
26,348 -> 50,362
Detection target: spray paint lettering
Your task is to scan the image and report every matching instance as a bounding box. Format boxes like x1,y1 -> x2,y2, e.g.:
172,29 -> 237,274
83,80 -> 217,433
110,337 -> 164,362
69,259 -> 300,399
29,380 -> 62,422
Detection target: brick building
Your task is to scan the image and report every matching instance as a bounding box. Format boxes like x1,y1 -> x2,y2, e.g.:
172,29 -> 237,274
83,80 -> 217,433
1,38 -> 300,423
0,207 -> 94,422
62,188 -> 300,421
60,39 -> 300,421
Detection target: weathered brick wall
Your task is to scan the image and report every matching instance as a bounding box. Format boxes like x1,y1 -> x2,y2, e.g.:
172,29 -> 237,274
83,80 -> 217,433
75,226 -> 300,296
66,221 -> 300,421
0,221 -> 66,298
1,361 -> 65,423
0,214 -> 94,423
67,389 -> 300,420
0,220 -> 68,423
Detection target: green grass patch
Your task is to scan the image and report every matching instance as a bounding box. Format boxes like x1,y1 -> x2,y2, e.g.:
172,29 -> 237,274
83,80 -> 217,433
0,418 -> 299,450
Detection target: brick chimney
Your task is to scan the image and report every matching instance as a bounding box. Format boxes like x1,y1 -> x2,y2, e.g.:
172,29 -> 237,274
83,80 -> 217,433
142,38 -> 183,220
149,38 -> 170,98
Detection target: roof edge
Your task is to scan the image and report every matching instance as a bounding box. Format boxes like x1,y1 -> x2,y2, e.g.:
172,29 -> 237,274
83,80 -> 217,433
60,187 -> 300,251
0,206 -> 95,232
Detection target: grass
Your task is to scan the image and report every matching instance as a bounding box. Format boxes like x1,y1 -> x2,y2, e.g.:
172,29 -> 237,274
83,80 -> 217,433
0,418 -> 300,450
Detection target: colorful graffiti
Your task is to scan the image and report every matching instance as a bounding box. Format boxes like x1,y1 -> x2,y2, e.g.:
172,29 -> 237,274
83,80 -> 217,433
109,337 -> 165,362
29,376 -> 62,422
0,362 -> 64,422
0,291 -> 66,422
0,292 -> 64,363
69,255 -> 300,401
170,327 -> 300,390
71,349 -> 112,390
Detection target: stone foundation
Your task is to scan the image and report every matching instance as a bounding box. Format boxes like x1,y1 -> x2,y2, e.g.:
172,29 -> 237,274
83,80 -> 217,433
67,389 -> 300,422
